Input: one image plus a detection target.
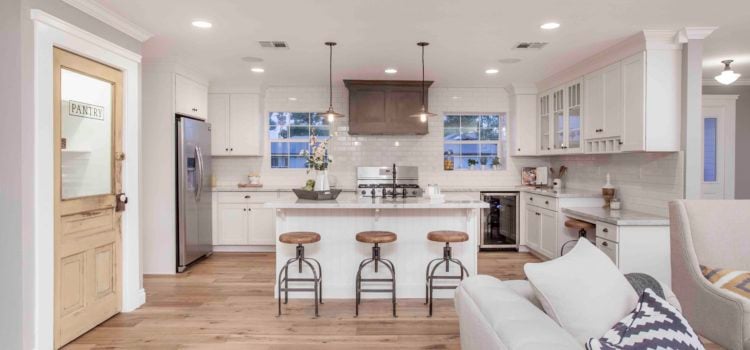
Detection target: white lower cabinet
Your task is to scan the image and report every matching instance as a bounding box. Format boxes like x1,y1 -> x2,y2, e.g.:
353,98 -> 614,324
521,191 -> 603,260
213,191 -> 279,247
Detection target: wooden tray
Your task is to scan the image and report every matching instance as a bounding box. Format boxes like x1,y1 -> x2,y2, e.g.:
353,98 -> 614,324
292,188 -> 342,200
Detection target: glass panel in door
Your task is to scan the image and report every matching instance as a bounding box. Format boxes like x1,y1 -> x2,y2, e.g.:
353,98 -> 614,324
539,95 -> 550,151
60,68 -> 113,199
553,90 -> 565,150
567,83 -> 581,150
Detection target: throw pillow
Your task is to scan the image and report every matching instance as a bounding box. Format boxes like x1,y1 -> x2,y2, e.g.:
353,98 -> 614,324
700,265 -> 750,300
524,238 -> 639,344
586,289 -> 705,350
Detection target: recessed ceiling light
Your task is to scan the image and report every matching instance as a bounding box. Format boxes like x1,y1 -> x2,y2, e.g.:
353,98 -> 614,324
191,20 -> 212,29
385,68 -> 398,74
288,97 -> 297,101
451,96 -> 462,100
485,68 -> 499,75
540,22 -> 560,30
251,67 -> 265,73
498,58 -> 522,64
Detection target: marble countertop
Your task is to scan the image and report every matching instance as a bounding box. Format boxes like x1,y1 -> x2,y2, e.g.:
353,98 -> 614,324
264,197 -> 489,209
519,187 -> 602,198
561,207 -> 669,226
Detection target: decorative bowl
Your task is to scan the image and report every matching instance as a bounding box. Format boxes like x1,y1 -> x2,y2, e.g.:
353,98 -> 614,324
292,188 -> 342,200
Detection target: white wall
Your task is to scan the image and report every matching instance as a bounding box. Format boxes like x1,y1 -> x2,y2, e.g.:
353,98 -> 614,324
550,152 -> 684,216
0,0 -> 24,348
212,86 -> 547,189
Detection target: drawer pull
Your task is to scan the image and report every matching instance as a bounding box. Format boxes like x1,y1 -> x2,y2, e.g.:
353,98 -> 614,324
545,200 -> 549,205
602,228 -> 609,233
244,195 -> 251,199
601,241 -> 609,247
530,197 -> 534,201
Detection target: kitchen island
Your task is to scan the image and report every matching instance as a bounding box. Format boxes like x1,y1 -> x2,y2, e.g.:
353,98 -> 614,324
265,197 -> 489,299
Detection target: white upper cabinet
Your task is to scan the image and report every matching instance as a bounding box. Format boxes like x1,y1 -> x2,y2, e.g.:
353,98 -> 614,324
537,80 -> 583,155
175,74 -> 208,120
508,86 -> 538,156
209,93 -> 262,156
584,62 -> 623,141
621,51 -> 681,152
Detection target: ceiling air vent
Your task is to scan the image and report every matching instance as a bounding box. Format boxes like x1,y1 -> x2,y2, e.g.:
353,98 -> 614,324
259,41 -> 289,49
513,42 -> 548,49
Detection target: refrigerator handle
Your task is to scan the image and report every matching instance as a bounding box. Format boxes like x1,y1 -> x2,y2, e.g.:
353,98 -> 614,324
195,145 -> 204,202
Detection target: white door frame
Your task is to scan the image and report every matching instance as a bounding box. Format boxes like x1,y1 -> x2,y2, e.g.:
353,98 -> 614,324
30,10 -> 144,349
701,94 -> 738,199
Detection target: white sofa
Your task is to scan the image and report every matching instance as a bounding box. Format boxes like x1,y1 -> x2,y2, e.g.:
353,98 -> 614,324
454,275 -> 681,350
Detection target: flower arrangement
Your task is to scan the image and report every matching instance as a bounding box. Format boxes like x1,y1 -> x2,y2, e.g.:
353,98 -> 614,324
299,134 -> 333,173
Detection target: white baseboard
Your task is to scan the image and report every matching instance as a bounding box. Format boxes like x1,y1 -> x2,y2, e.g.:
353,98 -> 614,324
213,245 -> 276,253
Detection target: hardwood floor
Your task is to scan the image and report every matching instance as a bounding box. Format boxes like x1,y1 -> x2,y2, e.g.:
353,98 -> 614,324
65,252 -> 721,349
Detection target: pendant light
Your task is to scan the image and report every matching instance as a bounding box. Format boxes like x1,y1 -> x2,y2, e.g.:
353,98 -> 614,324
320,42 -> 344,123
714,60 -> 742,85
410,42 -> 437,122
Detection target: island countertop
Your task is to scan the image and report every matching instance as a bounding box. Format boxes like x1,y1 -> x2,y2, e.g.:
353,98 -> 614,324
264,197 -> 489,209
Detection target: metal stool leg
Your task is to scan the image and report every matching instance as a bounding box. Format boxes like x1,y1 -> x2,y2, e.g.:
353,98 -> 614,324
355,243 -> 397,317
277,244 -> 321,317
424,258 -> 442,305
426,243 -> 470,317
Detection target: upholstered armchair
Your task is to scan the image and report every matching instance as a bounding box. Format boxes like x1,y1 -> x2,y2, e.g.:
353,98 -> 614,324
669,200 -> 750,350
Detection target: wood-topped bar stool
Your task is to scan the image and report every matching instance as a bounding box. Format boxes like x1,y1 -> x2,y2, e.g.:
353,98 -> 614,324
425,230 -> 470,316
277,231 -> 323,317
560,218 -> 596,256
355,231 -> 397,317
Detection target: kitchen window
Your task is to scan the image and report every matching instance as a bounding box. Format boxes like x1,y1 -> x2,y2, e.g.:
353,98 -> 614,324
269,112 -> 330,168
443,114 -> 507,170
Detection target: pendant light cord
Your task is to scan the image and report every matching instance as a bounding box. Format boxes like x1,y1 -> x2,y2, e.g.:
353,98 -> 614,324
421,44 -> 425,107
329,43 -> 333,109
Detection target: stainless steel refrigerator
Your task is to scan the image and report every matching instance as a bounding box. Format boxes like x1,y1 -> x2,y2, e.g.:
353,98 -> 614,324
176,116 -> 213,272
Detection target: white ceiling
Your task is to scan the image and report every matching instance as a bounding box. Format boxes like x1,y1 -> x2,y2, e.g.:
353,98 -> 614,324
99,0 -> 750,88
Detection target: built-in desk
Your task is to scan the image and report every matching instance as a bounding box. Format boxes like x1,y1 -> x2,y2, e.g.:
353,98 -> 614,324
561,207 -> 671,286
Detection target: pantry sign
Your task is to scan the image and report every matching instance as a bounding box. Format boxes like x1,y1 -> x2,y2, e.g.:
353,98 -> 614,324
68,100 -> 105,121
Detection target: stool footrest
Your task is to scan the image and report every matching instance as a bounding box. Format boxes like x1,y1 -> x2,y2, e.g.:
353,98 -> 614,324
430,285 -> 459,290
281,278 -> 318,283
359,278 -> 394,282
280,288 -> 317,292
361,289 -> 395,293
428,276 -> 463,280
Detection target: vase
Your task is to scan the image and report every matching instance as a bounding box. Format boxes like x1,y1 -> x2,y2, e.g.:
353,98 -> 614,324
314,170 -> 330,191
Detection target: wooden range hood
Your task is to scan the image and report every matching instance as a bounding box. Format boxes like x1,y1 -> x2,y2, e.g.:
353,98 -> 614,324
344,80 -> 434,135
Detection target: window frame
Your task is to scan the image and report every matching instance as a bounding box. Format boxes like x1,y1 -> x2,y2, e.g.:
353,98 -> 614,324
268,111 -> 331,169
442,112 -> 508,171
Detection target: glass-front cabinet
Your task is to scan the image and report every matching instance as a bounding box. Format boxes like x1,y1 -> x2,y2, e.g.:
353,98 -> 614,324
538,80 -> 583,154
538,94 -> 551,153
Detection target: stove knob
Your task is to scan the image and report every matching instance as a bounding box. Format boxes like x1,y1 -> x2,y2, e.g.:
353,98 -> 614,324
361,190 -> 366,195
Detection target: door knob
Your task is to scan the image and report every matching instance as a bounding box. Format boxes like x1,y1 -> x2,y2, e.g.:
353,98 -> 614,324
115,193 -> 128,212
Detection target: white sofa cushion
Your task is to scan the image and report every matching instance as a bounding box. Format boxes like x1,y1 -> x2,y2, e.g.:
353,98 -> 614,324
455,275 -> 580,350
524,238 -> 639,344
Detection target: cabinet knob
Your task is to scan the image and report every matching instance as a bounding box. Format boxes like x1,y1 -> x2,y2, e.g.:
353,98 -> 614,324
243,208 -> 247,211
601,241 -> 609,247
225,148 -> 229,151
192,108 -> 198,112
618,140 -> 624,145
536,212 -> 541,216
244,195 -> 251,199
530,197 -> 534,201
230,148 -> 234,151
517,148 -> 521,152
602,228 -> 609,233
545,200 -> 549,205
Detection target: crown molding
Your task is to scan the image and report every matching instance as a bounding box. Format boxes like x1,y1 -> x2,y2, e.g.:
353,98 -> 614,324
30,9 -> 141,62
504,83 -> 537,95
702,78 -> 750,86
677,27 -> 718,43
61,0 -> 153,42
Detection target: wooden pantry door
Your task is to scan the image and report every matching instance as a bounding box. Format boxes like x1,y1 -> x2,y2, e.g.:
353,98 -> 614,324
53,47 -> 124,348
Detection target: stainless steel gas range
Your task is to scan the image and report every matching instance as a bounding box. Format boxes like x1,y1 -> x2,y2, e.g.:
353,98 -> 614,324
356,165 -> 423,199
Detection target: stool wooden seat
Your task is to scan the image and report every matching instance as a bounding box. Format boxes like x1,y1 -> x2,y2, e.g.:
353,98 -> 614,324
279,231 -> 321,244
356,231 -> 397,244
564,219 -> 595,230
427,230 -> 469,243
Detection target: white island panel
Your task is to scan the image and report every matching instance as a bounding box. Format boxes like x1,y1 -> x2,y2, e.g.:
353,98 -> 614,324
268,199 -> 487,299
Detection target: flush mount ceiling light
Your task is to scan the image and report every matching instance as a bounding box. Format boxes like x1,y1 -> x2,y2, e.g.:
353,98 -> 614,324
288,97 -> 297,101
714,60 -> 741,85
385,68 -> 398,74
251,67 -> 265,73
191,20 -> 212,29
485,68 -> 499,74
540,22 -> 560,30
410,42 -> 438,123
320,42 -> 344,123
